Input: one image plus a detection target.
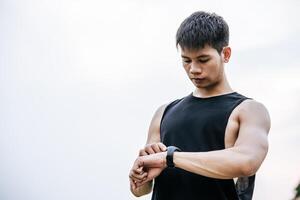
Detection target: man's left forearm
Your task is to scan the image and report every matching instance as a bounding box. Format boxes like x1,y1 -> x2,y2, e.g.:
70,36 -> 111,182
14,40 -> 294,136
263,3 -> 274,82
173,147 -> 262,179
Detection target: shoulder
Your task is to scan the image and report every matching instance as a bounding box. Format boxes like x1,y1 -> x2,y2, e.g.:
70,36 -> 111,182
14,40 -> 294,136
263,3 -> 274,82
155,97 -> 184,114
153,103 -> 168,119
154,98 -> 181,118
146,99 -> 182,143
237,99 -> 271,130
238,99 -> 269,117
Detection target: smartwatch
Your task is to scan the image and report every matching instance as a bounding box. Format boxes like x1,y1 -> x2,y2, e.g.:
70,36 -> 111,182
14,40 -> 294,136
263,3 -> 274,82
166,146 -> 181,168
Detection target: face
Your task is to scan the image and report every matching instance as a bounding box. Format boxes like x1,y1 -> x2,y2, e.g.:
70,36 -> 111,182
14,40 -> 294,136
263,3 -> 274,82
180,45 -> 230,89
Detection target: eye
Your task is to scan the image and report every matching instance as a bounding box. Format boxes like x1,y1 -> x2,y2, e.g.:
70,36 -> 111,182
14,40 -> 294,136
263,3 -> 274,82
183,59 -> 191,64
198,59 -> 210,63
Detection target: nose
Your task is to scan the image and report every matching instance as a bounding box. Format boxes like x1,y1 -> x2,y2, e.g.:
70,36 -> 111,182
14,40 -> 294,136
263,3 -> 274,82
190,61 -> 202,75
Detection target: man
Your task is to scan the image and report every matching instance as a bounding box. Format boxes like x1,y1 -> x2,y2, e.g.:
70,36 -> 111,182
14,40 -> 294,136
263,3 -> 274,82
129,11 -> 270,200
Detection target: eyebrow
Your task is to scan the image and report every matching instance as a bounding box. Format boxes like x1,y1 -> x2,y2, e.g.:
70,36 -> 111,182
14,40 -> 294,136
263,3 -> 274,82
181,55 -> 210,59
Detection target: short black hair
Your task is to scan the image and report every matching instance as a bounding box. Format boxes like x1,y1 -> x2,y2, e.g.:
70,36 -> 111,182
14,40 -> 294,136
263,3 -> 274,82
176,11 -> 229,54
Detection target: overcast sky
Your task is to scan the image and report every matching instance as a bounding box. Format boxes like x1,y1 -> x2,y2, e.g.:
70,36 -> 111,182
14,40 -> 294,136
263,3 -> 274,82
1,0 -> 300,199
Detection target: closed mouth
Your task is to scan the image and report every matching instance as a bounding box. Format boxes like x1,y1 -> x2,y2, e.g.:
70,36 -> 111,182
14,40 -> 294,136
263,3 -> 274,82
192,78 -> 205,80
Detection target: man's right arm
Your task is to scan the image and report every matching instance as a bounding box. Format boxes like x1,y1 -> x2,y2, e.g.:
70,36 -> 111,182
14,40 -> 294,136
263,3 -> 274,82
129,103 -> 168,197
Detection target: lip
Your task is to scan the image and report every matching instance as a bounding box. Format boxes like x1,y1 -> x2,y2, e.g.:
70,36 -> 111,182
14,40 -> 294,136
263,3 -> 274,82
192,78 -> 205,80
192,78 -> 205,84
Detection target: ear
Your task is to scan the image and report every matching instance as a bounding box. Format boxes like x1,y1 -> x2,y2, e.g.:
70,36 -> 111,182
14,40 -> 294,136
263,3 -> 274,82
222,46 -> 231,63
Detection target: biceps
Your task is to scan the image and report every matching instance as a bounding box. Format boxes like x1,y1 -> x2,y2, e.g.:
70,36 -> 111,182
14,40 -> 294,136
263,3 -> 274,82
234,124 -> 269,167
235,102 -> 270,157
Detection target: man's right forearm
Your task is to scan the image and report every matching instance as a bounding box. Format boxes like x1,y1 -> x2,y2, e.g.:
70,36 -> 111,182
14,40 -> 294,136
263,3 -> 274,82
131,180 -> 153,197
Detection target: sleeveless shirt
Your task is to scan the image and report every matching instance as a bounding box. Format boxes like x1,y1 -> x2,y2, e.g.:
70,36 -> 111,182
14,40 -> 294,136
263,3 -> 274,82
151,92 -> 255,200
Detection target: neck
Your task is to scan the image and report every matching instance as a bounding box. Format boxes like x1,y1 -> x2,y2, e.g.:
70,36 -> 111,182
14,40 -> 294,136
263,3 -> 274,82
193,75 -> 233,98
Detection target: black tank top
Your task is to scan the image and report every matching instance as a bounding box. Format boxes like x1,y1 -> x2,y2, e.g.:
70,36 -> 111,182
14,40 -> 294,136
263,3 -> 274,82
151,92 -> 255,200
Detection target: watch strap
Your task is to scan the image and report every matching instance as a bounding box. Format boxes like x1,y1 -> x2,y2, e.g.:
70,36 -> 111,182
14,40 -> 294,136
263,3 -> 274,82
166,146 -> 181,168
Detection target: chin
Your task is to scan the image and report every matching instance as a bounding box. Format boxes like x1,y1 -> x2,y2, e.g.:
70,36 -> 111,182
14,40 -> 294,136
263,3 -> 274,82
194,82 -> 216,89
193,83 -> 208,88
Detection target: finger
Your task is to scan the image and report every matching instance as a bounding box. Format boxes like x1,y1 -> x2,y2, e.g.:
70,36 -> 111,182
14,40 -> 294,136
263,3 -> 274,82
133,157 -> 144,170
145,145 -> 155,154
130,174 -> 145,182
131,166 -> 147,178
151,143 -> 161,153
136,178 -> 150,187
139,149 -> 148,156
130,170 -> 148,180
129,177 -> 137,190
158,143 -> 167,151
133,166 -> 144,174
129,172 -> 143,182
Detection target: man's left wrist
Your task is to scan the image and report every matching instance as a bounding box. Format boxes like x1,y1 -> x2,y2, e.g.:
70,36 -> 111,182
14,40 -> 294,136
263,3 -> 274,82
173,151 -> 178,167
162,151 -> 168,168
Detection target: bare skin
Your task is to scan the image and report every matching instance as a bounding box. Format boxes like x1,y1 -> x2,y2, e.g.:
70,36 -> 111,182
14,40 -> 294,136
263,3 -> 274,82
129,104 -> 168,196
129,45 -> 271,196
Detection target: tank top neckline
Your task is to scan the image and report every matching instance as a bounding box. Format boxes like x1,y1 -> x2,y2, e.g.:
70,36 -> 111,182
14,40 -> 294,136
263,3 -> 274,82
189,91 -> 237,100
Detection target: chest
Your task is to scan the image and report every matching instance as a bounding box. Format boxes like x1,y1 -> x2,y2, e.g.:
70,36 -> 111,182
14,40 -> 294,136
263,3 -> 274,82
160,102 -> 237,151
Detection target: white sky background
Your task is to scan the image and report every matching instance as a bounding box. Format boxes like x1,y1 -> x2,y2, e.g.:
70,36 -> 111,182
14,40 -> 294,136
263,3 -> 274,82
1,0 -> 300,199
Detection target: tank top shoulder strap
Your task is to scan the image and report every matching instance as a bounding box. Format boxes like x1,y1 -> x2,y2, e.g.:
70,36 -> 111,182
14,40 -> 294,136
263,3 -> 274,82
229,93 -> 253,112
